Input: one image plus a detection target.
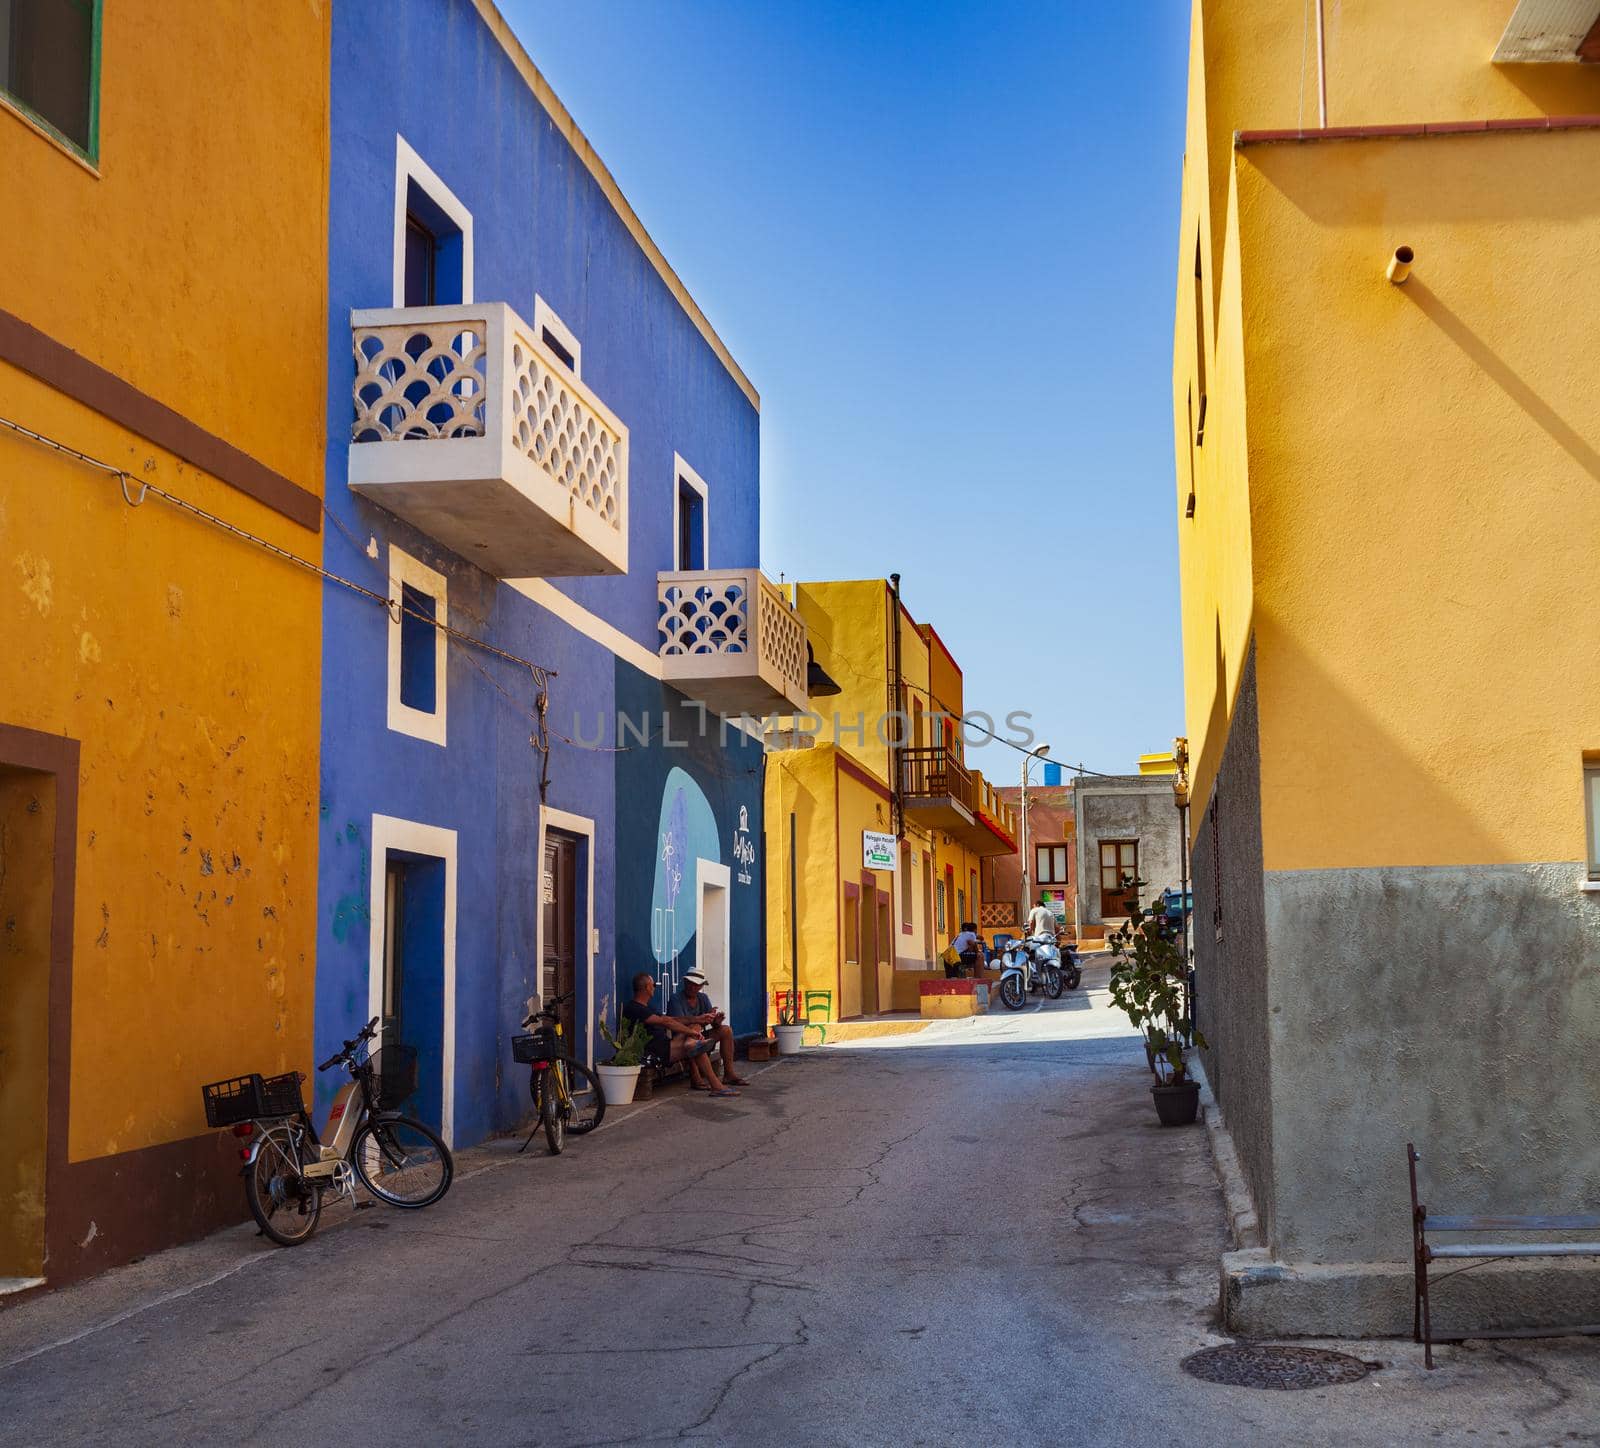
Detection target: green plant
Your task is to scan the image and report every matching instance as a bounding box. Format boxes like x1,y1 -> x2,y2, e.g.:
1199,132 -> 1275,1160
1107,877 -> 1205,1085
598,1007 -> 652,1068
775,990 -> 800,1027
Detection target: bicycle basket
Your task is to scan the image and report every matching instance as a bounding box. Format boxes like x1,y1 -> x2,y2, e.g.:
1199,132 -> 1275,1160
202,1070 -> 304,1127
512,1024 -> 558,1064
370,1044 -> 419,1111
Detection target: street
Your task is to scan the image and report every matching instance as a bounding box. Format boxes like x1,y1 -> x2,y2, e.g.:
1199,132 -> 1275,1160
2,972 -> 1596,1447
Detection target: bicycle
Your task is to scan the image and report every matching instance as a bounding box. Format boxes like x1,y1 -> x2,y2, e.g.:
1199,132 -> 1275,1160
201,1016 -> 454,1246
513,990 -> 605,1155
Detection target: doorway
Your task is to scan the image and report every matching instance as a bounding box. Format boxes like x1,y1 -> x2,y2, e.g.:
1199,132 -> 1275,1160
858,872 -> 879,1014
1099,839 -> 1140,918
696,860 -> 731,1027
0,765 -> 53,1284
381,852 -> 447,1135
543,830 -> 579,1045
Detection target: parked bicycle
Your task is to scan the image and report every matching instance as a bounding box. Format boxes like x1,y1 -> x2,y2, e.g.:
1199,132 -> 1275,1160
202,1016 -> 453,1246
514,990 -> 604,1154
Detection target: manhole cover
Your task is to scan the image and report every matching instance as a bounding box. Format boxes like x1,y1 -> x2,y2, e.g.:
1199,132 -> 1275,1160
1180,1344 -> 1373,1391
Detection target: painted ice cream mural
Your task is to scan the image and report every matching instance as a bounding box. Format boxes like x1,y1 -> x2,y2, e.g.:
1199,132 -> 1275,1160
650,767 -> 721,1006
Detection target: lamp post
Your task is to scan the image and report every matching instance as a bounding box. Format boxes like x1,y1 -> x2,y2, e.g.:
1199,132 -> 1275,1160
1019,744 -> 1050,929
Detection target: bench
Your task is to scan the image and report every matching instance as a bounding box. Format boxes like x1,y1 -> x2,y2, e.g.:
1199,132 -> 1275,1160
1408,1142 -> 1600,1368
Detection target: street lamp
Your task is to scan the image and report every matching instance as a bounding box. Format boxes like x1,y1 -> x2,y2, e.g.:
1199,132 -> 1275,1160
1019,744 -> 1050,929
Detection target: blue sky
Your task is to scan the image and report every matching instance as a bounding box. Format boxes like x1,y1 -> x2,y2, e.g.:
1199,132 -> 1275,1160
505,0 -> 1192,778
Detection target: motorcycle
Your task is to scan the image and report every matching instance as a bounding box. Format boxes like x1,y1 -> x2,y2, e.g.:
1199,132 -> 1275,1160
998,935 -> 1064,1010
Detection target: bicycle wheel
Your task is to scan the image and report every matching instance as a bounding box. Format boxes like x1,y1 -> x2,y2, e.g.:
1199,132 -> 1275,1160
352,1116 -> 453,1208
557,1056 -> 605,1135
245,1122 -> 322,1246
542,1066 -> 566,1155
1043,965 -> 1064,1000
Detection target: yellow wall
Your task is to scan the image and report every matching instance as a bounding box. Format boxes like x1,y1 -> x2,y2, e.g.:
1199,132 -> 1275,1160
1,2 -> 328,1159
765,746 -> 838,1017
793,580 -> 894,780
1177,0 -> 1600,870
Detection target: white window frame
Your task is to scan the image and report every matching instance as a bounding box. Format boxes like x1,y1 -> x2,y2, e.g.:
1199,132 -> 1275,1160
533,295 -> 582,378
387,545 -> 448,746
366,814 -> 458,1145
1585,763 -> 1600,883
392,135 -> 474,307
672,453 -> 710,572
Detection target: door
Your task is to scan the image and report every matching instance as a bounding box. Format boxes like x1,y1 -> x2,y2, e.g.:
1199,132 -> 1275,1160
697,860 -> 731,1026
921,852 -> 934,959
0,766 -> 53,1283
382,853 -> 447,1134
543,832 -> 578,1045
858,873 -> 879,1014
1099,839 -> 1139,918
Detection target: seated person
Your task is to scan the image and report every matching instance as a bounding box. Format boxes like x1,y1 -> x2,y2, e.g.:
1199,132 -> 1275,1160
948,922 -> 983,978
621,970 -> 737,1097
667,969 -> 748,1087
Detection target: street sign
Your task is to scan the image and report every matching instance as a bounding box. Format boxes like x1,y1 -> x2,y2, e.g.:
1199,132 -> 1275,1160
863,830 -> 896,871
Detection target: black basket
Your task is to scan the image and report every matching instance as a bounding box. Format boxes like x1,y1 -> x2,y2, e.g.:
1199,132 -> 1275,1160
512,1024 -> 558,1064
202,1070 -> 304,1127
370,1044 -> 419,1111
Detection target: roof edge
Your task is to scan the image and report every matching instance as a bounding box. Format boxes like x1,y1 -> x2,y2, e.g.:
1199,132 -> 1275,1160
471,0 -> 760,411
1236,114 -> 1600,147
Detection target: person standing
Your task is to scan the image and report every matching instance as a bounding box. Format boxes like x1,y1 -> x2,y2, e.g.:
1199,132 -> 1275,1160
1026,895 -> 1057,941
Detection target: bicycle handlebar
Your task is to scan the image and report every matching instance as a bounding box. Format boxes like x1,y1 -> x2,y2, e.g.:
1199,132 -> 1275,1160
521,991 -> 574,1027
317,1015 -> 380,1072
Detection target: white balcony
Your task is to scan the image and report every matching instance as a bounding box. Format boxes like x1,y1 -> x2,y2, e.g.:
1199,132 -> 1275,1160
657,569 -> 809,717
349,303 -> 628,578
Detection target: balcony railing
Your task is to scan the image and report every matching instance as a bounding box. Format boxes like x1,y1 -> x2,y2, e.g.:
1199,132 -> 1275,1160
348,302 -> 628,578
900,746 -> 975,829
657,569 -> 809,717
968,770 -> 1019,856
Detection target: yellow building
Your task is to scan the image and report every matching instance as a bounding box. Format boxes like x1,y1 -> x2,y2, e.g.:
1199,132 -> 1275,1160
0,4 -> 328,1287
1174,0 -> 1600,1334
765,580 -> 1016,1024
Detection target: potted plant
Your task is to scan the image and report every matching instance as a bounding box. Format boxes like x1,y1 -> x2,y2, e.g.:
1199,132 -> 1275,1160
1108,879 -> 1205,1126
596,1008 -> 653,1106
774,990 -> 804,1056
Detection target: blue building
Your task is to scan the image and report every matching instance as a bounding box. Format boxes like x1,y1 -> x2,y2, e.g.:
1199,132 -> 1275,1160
316,0 -> 807,1145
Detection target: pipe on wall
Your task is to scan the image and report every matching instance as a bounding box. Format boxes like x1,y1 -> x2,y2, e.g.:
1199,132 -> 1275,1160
1386,246 -> 1414,286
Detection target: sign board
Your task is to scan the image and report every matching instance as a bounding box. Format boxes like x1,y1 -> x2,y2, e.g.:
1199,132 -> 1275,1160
863,830 -> 897,871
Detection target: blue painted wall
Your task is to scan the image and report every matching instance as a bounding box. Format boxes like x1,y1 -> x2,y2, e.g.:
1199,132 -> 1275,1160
316,0 -> 764,1147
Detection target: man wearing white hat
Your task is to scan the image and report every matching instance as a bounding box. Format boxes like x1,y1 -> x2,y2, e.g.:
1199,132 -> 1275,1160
667,970 -> 748,1088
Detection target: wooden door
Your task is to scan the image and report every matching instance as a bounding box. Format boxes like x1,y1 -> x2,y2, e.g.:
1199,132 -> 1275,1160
543,831 -> 578,1043
1099,839 -> 1139,918
859,873 -> 879,1014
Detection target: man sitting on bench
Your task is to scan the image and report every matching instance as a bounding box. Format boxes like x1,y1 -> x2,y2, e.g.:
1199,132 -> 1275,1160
622,971 -> 737,1098
668,969 -> 748,1088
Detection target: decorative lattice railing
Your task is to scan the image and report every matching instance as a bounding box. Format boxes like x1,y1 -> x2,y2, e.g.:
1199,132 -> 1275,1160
980,901 -> 1018,929
656,569 -> 808,713
348,303 -> 628,575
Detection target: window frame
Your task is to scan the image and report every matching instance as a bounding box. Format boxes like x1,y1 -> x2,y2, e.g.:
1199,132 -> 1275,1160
533,295 -> 581,378
1035,843 -> 1070,886
672,453 -> 710,572
0,0 -> 103,168
1585,763 -> 1600,882
387,546 -> 448,746
392,135 -> 474,307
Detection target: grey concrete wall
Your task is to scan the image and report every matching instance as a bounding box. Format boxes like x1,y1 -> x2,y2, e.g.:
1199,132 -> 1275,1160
1193,644 -> 1276,1250
1073,776 -> 1185,926
1263,860 -> 1600,1266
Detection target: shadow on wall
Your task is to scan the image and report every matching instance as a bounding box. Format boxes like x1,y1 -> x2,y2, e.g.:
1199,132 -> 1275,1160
1401,278 -> 1600,489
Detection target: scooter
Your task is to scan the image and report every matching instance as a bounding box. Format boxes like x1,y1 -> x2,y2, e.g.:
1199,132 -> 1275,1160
998,935 -> 1064,1010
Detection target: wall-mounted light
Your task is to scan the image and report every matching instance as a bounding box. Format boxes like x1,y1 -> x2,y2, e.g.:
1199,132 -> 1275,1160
1387,245 -> 1414,286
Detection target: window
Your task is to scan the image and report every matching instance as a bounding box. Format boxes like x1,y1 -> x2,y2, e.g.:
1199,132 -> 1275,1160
1585,763 -> 1600,881
843,886 -> 860,964
392,136 -> 473,308
876,896 -> 890,966
534,296 -> 581,377
900,842 -> 913,928
1210,795 -> 1224,941
935,879 -> 946,934
0,0 -> 100,163
387,547 -> 447,745
672,454 -> 709,571
956,887 -> 966,925
1036,845 -> 1070,885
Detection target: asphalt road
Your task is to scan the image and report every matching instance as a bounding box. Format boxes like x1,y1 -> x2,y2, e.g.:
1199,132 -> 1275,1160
2,972 -> 1596,1446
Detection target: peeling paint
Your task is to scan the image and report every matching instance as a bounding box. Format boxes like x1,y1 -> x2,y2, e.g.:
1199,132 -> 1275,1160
14,552 -> 53,614
77,631 -> 101,664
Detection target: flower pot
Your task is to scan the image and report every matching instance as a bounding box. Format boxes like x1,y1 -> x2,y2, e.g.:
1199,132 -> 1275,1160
1151,1079 -> 1200,1127
596,1063 -> 641,1106
774,1024 -> 805,1055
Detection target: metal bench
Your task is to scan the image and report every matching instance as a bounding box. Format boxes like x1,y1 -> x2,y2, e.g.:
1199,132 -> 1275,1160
1408,1142 -> 1600,1368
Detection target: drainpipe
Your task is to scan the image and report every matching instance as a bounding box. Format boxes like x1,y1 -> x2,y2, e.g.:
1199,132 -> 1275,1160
1315,0 -> 1328,127
889,574 -> 904,839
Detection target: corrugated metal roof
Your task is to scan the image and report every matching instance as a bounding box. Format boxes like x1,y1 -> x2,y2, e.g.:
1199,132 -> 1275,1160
1493,0 -> 1600,61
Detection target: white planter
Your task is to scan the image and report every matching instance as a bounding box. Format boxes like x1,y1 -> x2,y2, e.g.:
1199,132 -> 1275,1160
596,1063 -> 640,1105
774,1024 -> 805,1056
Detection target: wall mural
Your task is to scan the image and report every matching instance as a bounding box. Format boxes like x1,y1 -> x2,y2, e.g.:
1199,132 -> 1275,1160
649,765 -> 720,1007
